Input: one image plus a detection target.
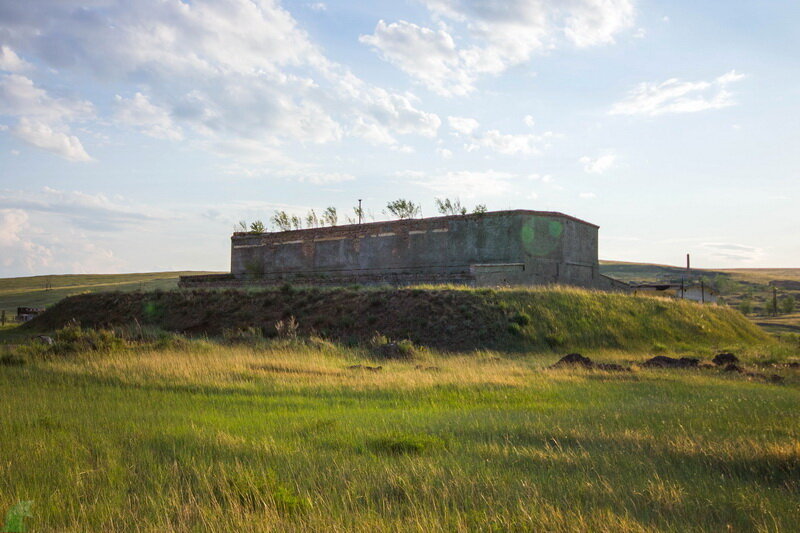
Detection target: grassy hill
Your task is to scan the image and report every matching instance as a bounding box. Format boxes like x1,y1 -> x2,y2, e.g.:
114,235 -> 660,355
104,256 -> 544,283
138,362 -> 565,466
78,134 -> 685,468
0,271 -> 222,320
24,285 -> 769,353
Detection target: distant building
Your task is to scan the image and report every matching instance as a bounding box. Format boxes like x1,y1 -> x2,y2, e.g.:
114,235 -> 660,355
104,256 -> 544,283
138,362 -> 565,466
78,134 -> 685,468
181,210 -> 628,290
16,307 -> 45,322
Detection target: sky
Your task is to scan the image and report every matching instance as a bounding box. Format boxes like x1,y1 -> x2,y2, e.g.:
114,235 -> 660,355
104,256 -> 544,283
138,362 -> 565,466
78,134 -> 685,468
0,0 -> 798,277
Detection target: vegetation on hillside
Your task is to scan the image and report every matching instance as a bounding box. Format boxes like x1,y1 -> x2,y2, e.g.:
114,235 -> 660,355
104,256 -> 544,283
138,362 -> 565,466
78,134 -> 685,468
23,285 -> 769,353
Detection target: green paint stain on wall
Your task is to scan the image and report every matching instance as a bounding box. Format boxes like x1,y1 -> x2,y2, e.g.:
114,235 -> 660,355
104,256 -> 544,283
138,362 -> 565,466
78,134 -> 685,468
549,221 -> 563,238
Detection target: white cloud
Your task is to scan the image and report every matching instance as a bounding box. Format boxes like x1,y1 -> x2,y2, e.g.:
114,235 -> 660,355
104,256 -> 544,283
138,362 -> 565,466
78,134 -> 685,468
398,169 -> 516,198
579,192 -> 596,199
0,46 -> 32,72
360,20 -> 471,97
115,93 -> 183,141
0,187 -> 162,231
361,0 -> 636,95
448,116 -> 480,135
449,116 -> 557,156
0,74 -> 93,122
697,242 -> 763,263
12,118 -> 92,162
0,73 -> 94,160
580,153 -> 616,174
0,0 -> 440,161
308,3 -> 327,12
0,209 -> 53,273
436,147 -> 453,159
610,70 -> 745,116
523,115 -> 536,128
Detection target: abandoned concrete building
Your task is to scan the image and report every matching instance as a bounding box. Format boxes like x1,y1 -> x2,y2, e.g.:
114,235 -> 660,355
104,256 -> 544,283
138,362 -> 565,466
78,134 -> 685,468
180,210 -> 628,290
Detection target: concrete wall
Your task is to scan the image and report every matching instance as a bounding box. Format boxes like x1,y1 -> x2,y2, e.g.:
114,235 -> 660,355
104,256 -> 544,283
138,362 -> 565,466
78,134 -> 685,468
229,210 -> 610,288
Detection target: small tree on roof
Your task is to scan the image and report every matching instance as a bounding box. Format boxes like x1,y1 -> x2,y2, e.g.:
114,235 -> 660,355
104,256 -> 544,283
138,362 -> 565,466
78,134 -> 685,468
435,198 -> 467,216
271,211 -> 292,231
385,199 -> 421,219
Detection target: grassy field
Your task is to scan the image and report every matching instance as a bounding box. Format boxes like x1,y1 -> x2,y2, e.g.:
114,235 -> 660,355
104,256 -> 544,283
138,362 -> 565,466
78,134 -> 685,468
1,275 -> 797,530
0,272 -> 222,320
1,331 -> 798,531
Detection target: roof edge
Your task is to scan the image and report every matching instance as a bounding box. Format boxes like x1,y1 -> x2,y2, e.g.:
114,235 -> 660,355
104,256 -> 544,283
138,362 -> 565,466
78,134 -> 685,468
232,209 -> 599,238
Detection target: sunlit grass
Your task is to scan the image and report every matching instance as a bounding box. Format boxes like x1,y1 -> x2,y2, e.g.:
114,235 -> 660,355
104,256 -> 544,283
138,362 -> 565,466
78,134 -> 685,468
1,334 -> 799,531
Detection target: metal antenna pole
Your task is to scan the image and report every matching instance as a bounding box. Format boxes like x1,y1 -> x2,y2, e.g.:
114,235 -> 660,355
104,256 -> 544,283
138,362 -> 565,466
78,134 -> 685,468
358,199 -> 362,224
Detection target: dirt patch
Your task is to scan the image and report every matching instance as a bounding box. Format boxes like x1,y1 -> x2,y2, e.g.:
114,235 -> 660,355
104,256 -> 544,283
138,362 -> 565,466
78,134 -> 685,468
347,364 -> 382,372
641,356 -> 699,369
23,289 -> 514,352
712,352 -> 739,366
550,353 -> 630,372
249,364 -> 340,376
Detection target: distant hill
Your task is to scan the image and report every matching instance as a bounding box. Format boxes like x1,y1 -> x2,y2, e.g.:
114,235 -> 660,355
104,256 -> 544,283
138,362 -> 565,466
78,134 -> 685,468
600,260 -> 800,286
600,261 -> 800,334
0,272 -> 222,319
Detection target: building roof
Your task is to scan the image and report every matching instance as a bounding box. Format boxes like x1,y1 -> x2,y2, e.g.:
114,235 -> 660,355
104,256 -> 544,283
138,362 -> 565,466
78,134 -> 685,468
233,209 -> 599,239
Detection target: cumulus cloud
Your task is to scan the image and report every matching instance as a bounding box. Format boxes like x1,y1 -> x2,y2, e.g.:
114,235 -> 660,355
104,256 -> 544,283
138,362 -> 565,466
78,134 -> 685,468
361,0 -> 636,95
0,46 -> 31,72
436,147 -> 453,159
580,153 -> 616,174
449,115 -> 557,156
115,93 -> 183,141
360,21 -> 470,96
0,73 -> 94,160
398,169 -> 516,198
448,116 -> 480,135
0,0 -> 440,159
12,118 -> 92,161
610,70 -> 745,116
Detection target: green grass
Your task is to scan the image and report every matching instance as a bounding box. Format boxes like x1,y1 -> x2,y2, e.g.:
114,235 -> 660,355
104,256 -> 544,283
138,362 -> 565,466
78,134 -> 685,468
24,285 -> 771,354
0,271 -> 222,319
1,331 -> 799,531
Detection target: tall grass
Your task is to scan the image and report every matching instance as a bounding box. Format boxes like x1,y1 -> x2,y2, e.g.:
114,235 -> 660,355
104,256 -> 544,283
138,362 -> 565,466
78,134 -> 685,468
1,335 -> 798,531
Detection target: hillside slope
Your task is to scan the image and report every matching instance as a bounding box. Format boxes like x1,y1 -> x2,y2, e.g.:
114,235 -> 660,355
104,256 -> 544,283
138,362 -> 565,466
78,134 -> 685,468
26,286 -> 769,352
0,271 -> 222,318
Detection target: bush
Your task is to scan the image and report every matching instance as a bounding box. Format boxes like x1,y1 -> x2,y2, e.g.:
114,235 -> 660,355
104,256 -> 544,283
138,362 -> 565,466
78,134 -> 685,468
370,337 -> 418,360
510,311 -> 531,326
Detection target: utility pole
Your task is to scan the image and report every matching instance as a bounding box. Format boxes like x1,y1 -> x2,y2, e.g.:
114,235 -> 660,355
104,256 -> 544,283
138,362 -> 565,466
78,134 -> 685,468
358,199 -> 362,225
773,286 -> 778,317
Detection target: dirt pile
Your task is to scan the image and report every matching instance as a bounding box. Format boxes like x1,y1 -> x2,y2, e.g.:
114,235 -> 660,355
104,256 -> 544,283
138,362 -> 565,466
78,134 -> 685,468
550,353 -> 631,372
641,356 -> 699,368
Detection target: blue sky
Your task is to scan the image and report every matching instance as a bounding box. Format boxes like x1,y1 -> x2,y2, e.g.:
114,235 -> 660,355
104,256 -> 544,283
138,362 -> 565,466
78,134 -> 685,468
0,0 -> 798,276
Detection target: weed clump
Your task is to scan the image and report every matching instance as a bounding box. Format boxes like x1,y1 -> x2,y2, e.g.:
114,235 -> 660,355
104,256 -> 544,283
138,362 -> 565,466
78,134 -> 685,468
20,323 -> 124,358
222,326 -> 264,345
275,316 -> 299,339
369,335 -> 419,360
510,311 -> 531,326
